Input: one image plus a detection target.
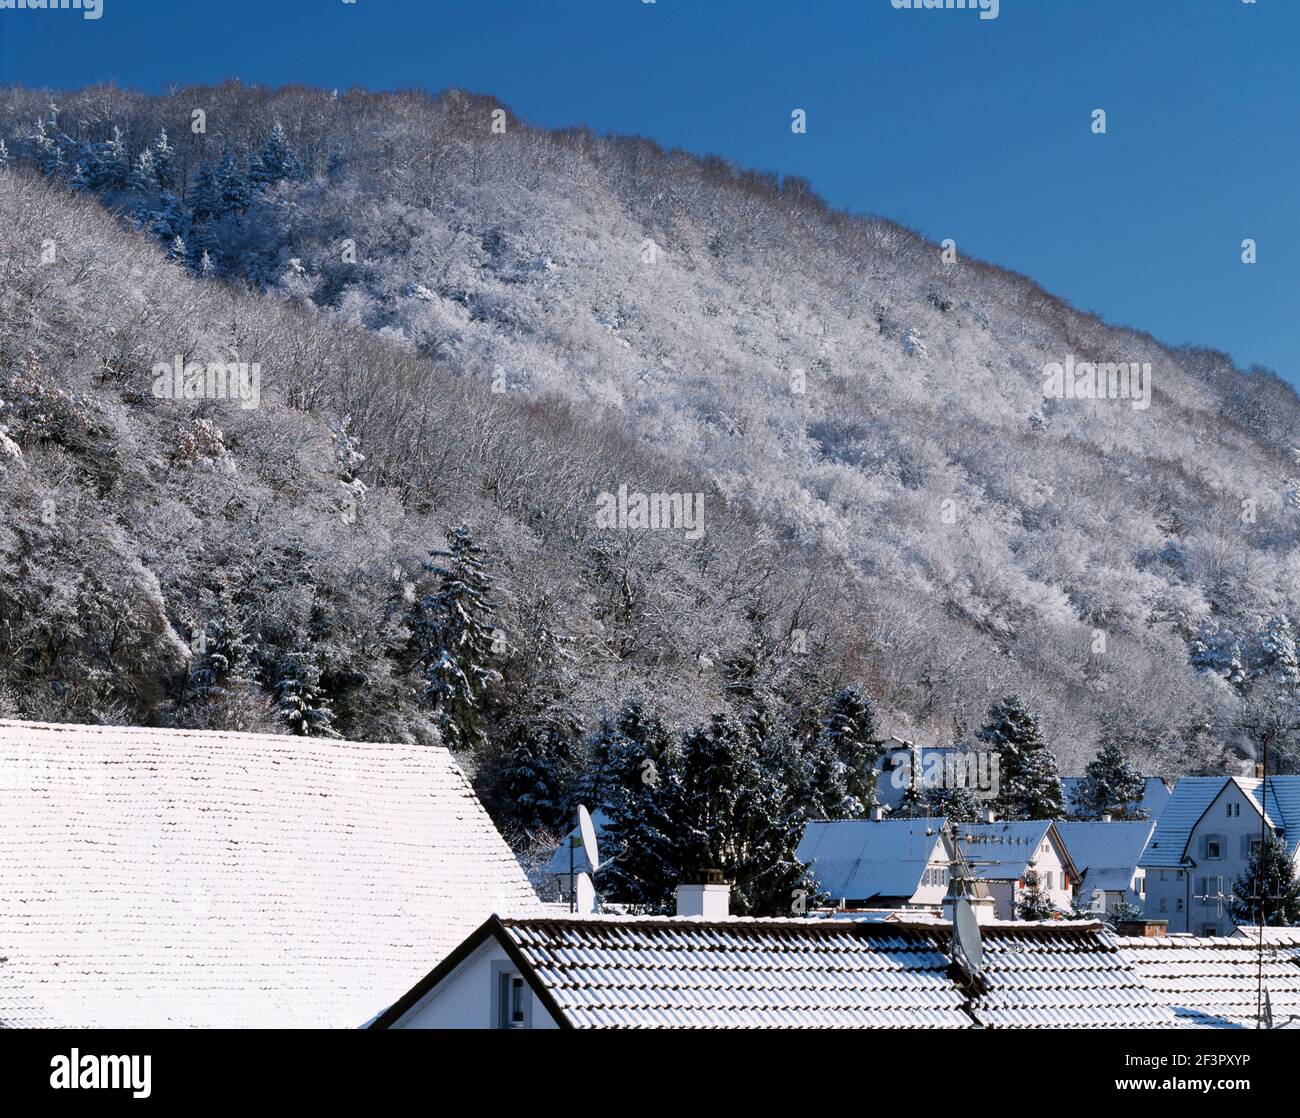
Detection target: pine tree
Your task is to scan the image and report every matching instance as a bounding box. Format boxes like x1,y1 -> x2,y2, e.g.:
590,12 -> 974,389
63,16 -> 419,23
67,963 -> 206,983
28,118 -> 65,177
273,649 -> 339,738
977,695 -> 1062,819
1078,737 -> 1146,819
1003,747 -> 1066,821
930,784 -> 984,823
1016,867 -> 1056,920
92,127 -> 129,191
490,695 -> 581,834
128,149 -> 159,194
409,526 -> 499,751
215,152 -> 252,216
807,685 -> 883,818
1229,835 -> 1300,927
151,129 -> 178,191
1251,616 -> 1300,690
190,161 -> 221,223
250,121 -> 304,188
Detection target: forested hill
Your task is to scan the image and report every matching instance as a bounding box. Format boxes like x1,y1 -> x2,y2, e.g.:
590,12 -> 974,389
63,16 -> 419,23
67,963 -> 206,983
3,82 -> 1299,801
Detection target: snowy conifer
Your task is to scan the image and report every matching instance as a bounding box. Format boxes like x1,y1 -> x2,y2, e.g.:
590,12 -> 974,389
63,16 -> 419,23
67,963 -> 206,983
273,649 -> 339,738
1230,834 -> 1300,927
250,121 -> 304,187
1016,868 -> 1056,920
1078,736 -> 1146,819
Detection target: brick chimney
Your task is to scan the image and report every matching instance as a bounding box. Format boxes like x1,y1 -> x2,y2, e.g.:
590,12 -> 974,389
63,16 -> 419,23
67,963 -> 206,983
676,868 -> 730,919
1115,918 -> 1167,938
1256,762 -> 1266,779
870,805 -> 886,822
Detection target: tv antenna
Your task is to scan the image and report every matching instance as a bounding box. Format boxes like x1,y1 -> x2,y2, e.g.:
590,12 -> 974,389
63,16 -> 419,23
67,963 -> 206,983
944,820 -> 987,981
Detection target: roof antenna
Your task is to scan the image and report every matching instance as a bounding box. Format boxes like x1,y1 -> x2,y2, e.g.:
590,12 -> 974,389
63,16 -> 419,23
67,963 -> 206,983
944,819 -> 986,983
569,805 -> 600,915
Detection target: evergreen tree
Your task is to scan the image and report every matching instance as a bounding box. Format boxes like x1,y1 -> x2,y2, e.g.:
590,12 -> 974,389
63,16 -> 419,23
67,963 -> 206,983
930,784 -> 984,823
1078,737 -> 1146,819
190,161 -> 221,223
92,127 -> 130,191
273,649 -> 339,738
1229,834 -> 1300,927
1016,867 -> 1056,921
128,149 -> 159,194
250,121 -> 304,188
1105,897 -> 1144,925
1003,747 -> 1066,821
490,694 -> 581,834
28,118 -> 65,177
151,129 -> 178,191
805,685 -> 883,818
977,695 -> 1062,819
599,731 -> 685,912
215,152 -> 252,216
409,526 -> 499,751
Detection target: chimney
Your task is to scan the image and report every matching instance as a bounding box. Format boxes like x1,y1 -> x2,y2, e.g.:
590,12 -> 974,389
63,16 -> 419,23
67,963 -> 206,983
675,869 -> 730,919
1256,762 -> 1266,779
870,805 -> 886,822
983,808 -> 997,823
1115,918 -> 1167,938
1100,812 -> 1113,824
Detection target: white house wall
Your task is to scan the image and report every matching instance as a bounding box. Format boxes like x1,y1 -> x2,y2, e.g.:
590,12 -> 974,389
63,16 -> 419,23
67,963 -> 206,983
391,939 -> 559,1030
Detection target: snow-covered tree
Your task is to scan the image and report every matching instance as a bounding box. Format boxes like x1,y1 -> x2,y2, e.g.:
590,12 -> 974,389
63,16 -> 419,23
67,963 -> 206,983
1077,737 -> 1147,819
1017,867 -> 1056,921
273,649 -> 339,738
804,685 -> 883,818
128,149 -> 159,194
488,694 -> 581,834
1230,834 -> 1300,927
151,129 -> 178,191
215,152 -> 252,216
1003,747 -> 1066,821
250,121 -> 304,188
408,526 -> 499,751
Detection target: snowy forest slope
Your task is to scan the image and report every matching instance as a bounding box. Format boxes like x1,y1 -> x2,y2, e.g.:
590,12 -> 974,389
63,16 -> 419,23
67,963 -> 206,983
3,83 -> 1299,779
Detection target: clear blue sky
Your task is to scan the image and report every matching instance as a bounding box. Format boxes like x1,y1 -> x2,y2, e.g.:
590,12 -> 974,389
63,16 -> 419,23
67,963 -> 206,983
3,0 -> 1296,383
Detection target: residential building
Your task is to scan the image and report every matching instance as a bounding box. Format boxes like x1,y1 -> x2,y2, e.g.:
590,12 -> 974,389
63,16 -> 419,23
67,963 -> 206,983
956,821 -> 1080,919
1055,820 -> 1155,915
1139,775 -> 1300,936
0,719 -> 541,1028
796,818 -> 953,911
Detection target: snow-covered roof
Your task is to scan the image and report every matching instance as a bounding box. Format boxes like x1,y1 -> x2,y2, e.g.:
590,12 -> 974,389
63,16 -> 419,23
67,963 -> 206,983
1054,821 -> 1156,894
796,818 -> 946,902
953,821 -> 1061,880
1061,776 -> 1172,821
375,914 -> 1178,1028
1115,934 -> 1300,1028
0,719 -> 541,1028
1139,776 -> 1300,868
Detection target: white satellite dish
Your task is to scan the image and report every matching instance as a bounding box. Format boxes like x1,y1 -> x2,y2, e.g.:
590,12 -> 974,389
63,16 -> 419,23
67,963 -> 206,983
952,896 -> 984,979
574,871 -> 596,915
577,804 -> 600,873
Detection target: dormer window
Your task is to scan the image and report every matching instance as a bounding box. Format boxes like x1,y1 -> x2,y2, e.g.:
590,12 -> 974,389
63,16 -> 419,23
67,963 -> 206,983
493,966 -> 531,1029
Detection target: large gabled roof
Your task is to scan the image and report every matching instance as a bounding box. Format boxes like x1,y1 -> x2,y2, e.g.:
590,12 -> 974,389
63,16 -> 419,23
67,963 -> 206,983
0,719 -> 541,1028
373,914 -> 1179,1029
1055,821 -> 1156,894
1140,776 -> 1300,868
796,818 -> 947,902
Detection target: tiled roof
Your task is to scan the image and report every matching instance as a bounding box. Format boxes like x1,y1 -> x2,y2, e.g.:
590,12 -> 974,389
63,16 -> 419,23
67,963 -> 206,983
486,916 -> 1180,1029
0,719 -> 541,1028
953,822 -> 1051,880
1055,821 -> 1155,894
1140,776 -> 1300,867
796,819 -> 946,902
1115,934 -> 1300,1028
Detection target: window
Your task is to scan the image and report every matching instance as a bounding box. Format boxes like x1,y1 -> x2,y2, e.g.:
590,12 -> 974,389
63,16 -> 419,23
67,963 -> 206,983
1159,897 -> 1168,913
1044,871 -> 1054,890
1250,839 -> 1262,859
1201,925 -> 1218,937
1205,836 -> 1223,860
493,966 -> 530,1029
1227,802 -> 1240,818
1176,898 -> 1184,913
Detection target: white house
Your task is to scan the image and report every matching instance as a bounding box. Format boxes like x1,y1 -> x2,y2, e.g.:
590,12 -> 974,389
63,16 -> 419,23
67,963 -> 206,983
0,719 -> 541,1028
796,818 -> 954,911
957,821 -> 1080,919
1139,775 -> 1300,936
1054,820 -> 1155,916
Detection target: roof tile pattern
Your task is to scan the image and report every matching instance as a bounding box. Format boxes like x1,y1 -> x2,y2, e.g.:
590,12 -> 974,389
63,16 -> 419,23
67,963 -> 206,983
1116,935 -> 1300,1028
496,917 -> 1181,1029
0,719 -> 540,1028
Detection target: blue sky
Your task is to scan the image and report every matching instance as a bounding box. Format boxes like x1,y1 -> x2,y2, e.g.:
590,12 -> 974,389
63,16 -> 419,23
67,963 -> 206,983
2,0 -> 1296,383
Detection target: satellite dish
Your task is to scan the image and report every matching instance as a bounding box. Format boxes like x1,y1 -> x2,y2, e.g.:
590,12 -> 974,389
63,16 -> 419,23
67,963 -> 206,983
577,805 -> 600,873
574,872 -> 596,915
952,896 -> 984,978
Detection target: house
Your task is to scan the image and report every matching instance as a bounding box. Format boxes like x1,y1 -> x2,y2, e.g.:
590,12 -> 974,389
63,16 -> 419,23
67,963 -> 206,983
371,882 -> 1177,1029
0,719 -> 541,1028
1139,774 -> 1300,936
1061,776 -> 1172,822
796,818 -> 954,911
1054,820 -> 1155,915
1115,925 -> 1300,1028
956,822 -> 1080,919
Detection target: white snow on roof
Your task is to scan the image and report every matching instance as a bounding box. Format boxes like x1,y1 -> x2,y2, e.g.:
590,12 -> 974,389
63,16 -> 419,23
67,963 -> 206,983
796,818 -> 945,901
1055,821 -> 1155,894
0,719 -> 540,1028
